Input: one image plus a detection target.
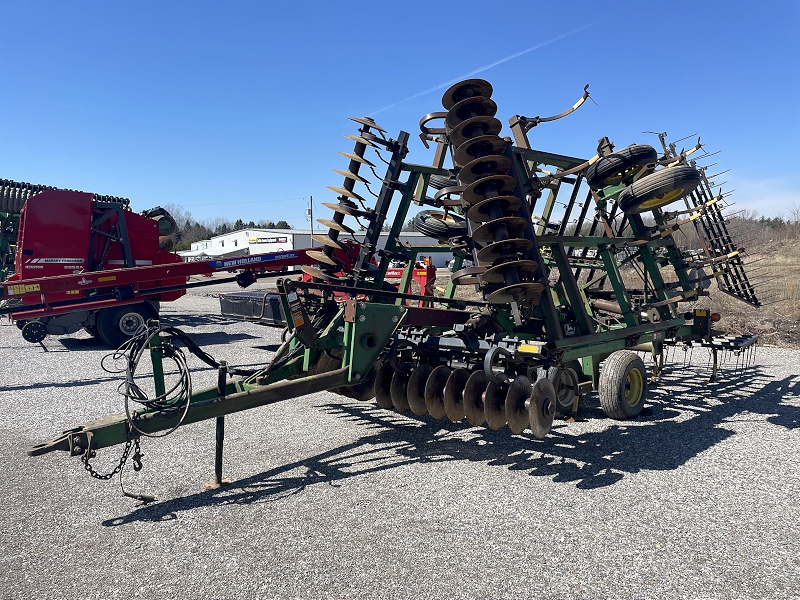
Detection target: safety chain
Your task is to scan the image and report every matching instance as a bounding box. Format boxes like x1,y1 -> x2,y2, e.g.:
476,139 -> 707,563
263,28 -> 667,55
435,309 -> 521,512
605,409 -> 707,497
82,437 -> 143,480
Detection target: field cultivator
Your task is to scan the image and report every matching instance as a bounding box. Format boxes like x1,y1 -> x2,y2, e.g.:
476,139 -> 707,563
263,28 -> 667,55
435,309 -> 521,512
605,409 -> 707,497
26,79 -> 761,495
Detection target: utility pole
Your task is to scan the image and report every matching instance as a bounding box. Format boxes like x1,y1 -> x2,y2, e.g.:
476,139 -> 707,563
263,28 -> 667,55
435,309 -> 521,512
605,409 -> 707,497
306,196 -> 314,234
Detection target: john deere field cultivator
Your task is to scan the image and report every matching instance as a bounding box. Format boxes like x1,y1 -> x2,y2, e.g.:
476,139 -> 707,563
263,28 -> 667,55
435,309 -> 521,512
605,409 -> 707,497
28,79 -> 760,491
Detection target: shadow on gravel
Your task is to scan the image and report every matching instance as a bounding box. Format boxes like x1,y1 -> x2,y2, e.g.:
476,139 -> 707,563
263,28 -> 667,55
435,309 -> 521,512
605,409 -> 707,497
158,314 -> 241,328
102,364 -> 800,526
58,337 -> 106,350
171,331 -> 260,347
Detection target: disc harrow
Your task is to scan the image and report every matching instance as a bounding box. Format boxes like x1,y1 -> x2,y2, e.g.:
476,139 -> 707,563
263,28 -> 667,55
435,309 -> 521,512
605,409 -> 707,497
26,77 -> 763,498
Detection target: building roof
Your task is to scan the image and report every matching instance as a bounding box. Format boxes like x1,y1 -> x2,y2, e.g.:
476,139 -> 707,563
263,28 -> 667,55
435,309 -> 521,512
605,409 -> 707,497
207,228 -> 431,241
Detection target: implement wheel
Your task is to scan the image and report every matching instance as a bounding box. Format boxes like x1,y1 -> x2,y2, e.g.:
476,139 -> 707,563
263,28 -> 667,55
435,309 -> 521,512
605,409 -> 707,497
96,303 -> 157,348
598,351 -> 647,420
585,144 -> 657,190
412,209 -> 468,240
617,165 -> 701,214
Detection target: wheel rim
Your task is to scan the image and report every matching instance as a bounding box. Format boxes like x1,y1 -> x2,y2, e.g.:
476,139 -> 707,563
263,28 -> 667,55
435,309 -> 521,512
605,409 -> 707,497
555,368 -> 577,409
638,187 -> 685,209
118,311 -> 145,336
605,165 -> 644,186
624,368 -> 644,407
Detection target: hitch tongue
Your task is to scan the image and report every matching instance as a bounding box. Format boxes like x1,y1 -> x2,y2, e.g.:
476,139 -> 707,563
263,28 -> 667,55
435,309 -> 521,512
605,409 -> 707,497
26,429 -> 82,457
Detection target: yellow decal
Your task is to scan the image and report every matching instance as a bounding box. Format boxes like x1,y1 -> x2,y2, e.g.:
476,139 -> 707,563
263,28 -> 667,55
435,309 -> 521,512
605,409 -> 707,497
98,276 -> 117,282
695,310 -> 707,316
9,284 -> 41,295
66,290 -> 80,295
518,344 -> 540,354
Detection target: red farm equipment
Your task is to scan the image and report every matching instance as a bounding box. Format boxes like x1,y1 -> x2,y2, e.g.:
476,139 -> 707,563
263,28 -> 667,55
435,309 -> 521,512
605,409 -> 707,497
3,182 -> 185,346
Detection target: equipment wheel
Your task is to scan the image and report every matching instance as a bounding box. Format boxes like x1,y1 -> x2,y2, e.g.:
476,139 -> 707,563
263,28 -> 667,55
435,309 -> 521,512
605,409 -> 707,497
598,350 -> 648,419
428,174 -> 458,190
21,320 -> 48,343
548,364 -> 580,416
412,209 -> 468,240
96,303 -> 157,348
585,145 -> 658,190
617,165 -> 701,214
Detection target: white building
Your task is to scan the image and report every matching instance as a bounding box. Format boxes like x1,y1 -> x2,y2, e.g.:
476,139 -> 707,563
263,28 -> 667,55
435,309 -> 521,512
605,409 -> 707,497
180,229 -> 454,267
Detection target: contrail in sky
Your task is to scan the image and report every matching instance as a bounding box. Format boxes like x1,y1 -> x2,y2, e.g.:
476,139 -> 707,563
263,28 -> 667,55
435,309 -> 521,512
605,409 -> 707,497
370,23 -> 594,116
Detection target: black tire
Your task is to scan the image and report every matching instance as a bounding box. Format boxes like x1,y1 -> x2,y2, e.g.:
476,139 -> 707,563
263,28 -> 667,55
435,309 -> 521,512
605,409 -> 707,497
617,165 -> 701,214
428,174 -> 458,190
548,364 -> 580,416
413,209 -> 467,240
96,302 -> 157,348
585,144 -> 658,190
598,351 -> 647,420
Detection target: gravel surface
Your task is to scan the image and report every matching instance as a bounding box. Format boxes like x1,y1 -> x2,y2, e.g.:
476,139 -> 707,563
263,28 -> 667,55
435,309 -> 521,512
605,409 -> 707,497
1,275 -> 799,599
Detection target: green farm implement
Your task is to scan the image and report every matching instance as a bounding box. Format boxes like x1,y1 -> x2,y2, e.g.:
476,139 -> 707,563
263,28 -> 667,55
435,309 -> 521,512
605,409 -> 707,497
27,79 -> 760,491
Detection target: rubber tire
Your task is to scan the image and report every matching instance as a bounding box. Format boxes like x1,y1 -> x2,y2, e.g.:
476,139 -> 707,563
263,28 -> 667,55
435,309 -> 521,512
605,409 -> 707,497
428,174 -> 458,190
548,365 -> 580,416
413,209 -> 468,240
585,144 -> 658,190
96,303 -> 157,348
617,165 -> 701,214
598,350 -> 648,420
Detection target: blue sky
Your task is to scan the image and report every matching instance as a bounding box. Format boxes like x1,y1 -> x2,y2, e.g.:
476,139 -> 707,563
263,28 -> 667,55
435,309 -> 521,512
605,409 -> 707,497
1,0 -> 798,227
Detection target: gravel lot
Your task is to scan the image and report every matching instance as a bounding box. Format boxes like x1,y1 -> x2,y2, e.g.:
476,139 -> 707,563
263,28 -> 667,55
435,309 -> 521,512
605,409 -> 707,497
1,275 -> 799,599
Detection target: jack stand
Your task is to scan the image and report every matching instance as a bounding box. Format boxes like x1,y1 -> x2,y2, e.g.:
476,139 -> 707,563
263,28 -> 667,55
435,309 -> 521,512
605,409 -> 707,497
204,361 -> 232,490
708,348 -> 719,384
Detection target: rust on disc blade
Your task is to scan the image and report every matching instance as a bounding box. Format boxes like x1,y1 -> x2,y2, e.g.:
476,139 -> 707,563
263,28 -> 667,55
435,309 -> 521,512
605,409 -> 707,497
453,134 -> 507,167
528,378 -> 557,439
449,116 -> 503,148
442,78 -> 493,110
485,282 -> 544,305
424,365 -> 451,420
445,96 -> 498,129
452,266 -> 486,286
471,216 -> 527,244
349,116 -> 386,132
457,155 -> 512,186
481,260 -> 539,284
374,361 -> 396,410
444,368 -> 471,422
484,381 -> 508,430
505,376 -> 532,434
463,370 -> 488,427
321,202 -> 374,220
300,265 -> 346,282
338,152 -> 375,167
306,250 -> 339,266
462,175 -> 517,205
475,238 -> 533,263
343,133 -> 377,148
332,168 -> 369,184
465,196 -> 522,223
311,234 -> 342,250
390,370 -> 411,413
316,218 -> 354,234
326,185 -> 365,203
407,364 -> 433,416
